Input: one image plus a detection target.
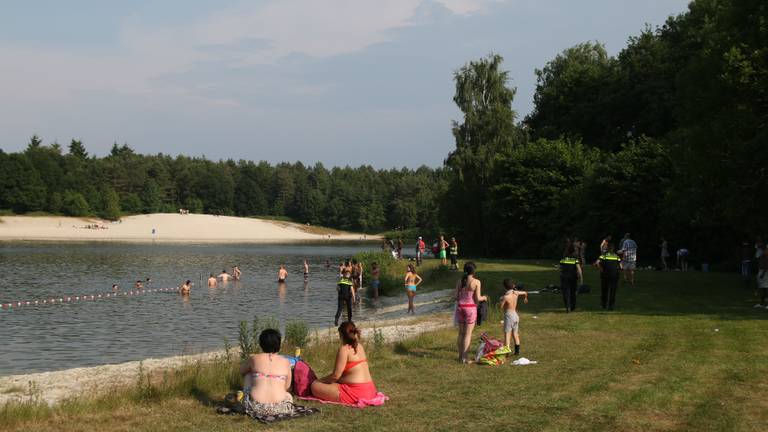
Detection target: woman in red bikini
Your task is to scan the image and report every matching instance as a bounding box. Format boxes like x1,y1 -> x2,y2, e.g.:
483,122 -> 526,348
310,321 -> 378,404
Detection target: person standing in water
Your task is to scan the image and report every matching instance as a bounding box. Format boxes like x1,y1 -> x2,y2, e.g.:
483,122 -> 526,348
404,264 -> 422,314
207,273 -> 218,287
335,269 -> 355,326
278,265 -> 288,283
180,280 -> 192,295
219,270 -> 232,282
232,266 -> 242,281
303,260 -> 309,282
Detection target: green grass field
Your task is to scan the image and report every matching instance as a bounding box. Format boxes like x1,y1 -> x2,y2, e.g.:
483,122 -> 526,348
2,260 -> 767,431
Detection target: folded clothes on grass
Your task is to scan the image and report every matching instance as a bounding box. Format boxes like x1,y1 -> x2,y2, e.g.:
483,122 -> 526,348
216,404 -> 320,424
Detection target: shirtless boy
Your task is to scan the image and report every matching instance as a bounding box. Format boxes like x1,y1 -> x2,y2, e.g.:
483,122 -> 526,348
500,279 -> 528,355
278,265 -> 288,283
180,280 -> 192,295
219,270 -> 231,282
207,273 -> 218,287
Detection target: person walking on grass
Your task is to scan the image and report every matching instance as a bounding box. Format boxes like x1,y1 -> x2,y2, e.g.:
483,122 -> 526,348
455,262 -> 487,363
415,236 -> 425,266
404,264 -> 422,314
449,237 -> 459,270
560,243 -> 582,313
660,238 -> 670,271
500,279 -> 527,355
618,233 -> 638,285
598,242 -> 621,310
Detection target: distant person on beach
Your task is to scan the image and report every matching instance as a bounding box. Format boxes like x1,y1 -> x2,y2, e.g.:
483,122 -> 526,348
404,264 -> 422,314
233,266 -> 242,280
598,243 -> 621,310
335,269 -> 355,326
455,262 -> 486,363
439,235 -> 449,265
135,280 -> 144,290
208,273 -> 218,287
500,279 -> 527,355
303,260 -> 309,282
239,329 -> 294,417
449,237 -> 459,270
371,263 -> 380,300
180,280 -> 192,295
278,265 -> 288,283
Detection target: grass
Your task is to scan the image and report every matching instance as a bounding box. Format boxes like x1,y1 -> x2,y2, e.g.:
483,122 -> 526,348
2,260 -> 767,431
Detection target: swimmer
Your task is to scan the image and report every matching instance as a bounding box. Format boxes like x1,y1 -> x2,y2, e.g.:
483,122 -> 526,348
326,259 -> 331,269
145,277 -> 152,286
180,280 -> 192,295
135,280 -> 144,289
207,273 -> 218,287
112,284 -> 119,291
232,265 -> 242,281
218,269 -> 231,282
278,264 -> 288,283
303,259 -> 309,282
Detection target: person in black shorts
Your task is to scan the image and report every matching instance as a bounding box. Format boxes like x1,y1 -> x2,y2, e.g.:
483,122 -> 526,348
597,242 -> 621,310
559,242 -> 582,312
335,269 -> 356,326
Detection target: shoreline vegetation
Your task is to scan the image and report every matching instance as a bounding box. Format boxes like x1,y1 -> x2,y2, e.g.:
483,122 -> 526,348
3,258 -> 767,431
0,213 -> 378,243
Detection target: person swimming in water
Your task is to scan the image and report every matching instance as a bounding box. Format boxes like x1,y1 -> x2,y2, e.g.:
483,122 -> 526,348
208,273 -> 218,287
404,264 -> 422,314
278,265 -> 288,283
232,265 -> 242,280
135,280 -> 144,290
303,260 -> 309,282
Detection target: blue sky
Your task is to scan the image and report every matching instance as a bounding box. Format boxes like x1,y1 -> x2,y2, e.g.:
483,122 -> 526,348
0,0 -> 690,168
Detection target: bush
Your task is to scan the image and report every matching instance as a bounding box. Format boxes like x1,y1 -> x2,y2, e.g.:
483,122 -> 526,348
285,320 -> 309,348
61,190 -> 90,216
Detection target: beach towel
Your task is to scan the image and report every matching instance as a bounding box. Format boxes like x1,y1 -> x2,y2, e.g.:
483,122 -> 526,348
475,333 -> 510,365
216,404 -> 320,424
298,392 -> 389,408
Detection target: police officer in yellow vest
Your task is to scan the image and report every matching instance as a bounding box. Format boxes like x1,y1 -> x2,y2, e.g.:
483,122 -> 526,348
598,242 -> 621,310
335,269 -> 355,326
560,243 -> 583,312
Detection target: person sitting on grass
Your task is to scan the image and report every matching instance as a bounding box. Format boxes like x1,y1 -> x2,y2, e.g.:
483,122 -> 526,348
310,322 -> 378,405
239,329 -> 294,417
500,279 -> 527,356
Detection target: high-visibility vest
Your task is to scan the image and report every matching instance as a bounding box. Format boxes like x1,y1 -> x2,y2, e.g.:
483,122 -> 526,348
599,253 -> 620,261
338,277 -> 353,286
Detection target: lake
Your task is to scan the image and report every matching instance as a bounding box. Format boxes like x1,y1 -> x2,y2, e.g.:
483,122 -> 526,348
0,242 -> 387,376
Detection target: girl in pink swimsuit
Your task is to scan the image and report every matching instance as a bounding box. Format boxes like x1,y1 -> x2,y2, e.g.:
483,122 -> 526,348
455,262 -> 486,363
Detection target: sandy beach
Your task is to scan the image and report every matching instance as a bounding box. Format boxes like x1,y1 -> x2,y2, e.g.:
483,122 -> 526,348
0,214 -> 374,243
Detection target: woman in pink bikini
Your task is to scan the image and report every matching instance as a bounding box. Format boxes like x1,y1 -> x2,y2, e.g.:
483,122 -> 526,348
239,329 -> 294,417
455,262 -> 487,363
311,321 -> 378,404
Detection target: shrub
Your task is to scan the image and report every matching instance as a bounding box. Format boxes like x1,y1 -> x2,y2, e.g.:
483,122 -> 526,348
285,320 -> 309,348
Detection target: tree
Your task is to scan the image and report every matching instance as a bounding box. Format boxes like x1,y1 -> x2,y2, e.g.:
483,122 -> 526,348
0,153 -> 47,212
100,186 -> 122,220
445,53 -> 521,254
68,139 -> 88,159
61,190 -> 90,216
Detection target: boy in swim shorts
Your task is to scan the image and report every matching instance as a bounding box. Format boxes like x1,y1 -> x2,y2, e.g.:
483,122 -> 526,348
500,279 -> 527,355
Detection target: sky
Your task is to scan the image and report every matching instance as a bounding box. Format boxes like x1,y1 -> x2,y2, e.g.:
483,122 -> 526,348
0,0 -> 690,168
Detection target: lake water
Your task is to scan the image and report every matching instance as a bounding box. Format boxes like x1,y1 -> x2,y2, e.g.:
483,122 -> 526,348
0,242 -> 389,376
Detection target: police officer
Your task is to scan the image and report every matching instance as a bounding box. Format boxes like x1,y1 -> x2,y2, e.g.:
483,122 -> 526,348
560,243 -> 582,312
335,269 -> 355,326
597,242 -> 621,310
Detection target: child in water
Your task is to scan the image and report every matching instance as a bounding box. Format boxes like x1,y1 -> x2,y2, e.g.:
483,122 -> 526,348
499,279 -> 527,355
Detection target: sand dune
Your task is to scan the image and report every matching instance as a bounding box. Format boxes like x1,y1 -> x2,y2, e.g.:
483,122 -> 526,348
0,214 -> 374,243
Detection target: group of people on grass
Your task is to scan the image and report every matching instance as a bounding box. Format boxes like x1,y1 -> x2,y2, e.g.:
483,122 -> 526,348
382,234 -> 460,270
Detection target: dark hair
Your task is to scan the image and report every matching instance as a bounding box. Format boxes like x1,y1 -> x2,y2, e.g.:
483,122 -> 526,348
338,321 -> 361,352
608,242 -> 615,251
407,264 -> 416,273
503,279 -> 516,290
259,328 -> 282,353
462,262 -> 476,289
210,273 -> 214,277
185,280 -> 191,285
352,259 -> 358,265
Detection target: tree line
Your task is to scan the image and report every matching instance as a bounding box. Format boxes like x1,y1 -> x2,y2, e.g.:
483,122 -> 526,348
0,0 -> 763,264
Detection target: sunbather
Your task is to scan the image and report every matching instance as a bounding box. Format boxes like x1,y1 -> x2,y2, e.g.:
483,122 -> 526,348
239,329 -> 294,417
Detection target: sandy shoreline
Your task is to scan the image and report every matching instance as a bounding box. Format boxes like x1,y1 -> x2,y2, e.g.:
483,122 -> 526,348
0,214 -> 377,243
0,313 -> 452,406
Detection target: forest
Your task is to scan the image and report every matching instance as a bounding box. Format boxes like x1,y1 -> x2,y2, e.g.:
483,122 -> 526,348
0,0 -> 764,264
